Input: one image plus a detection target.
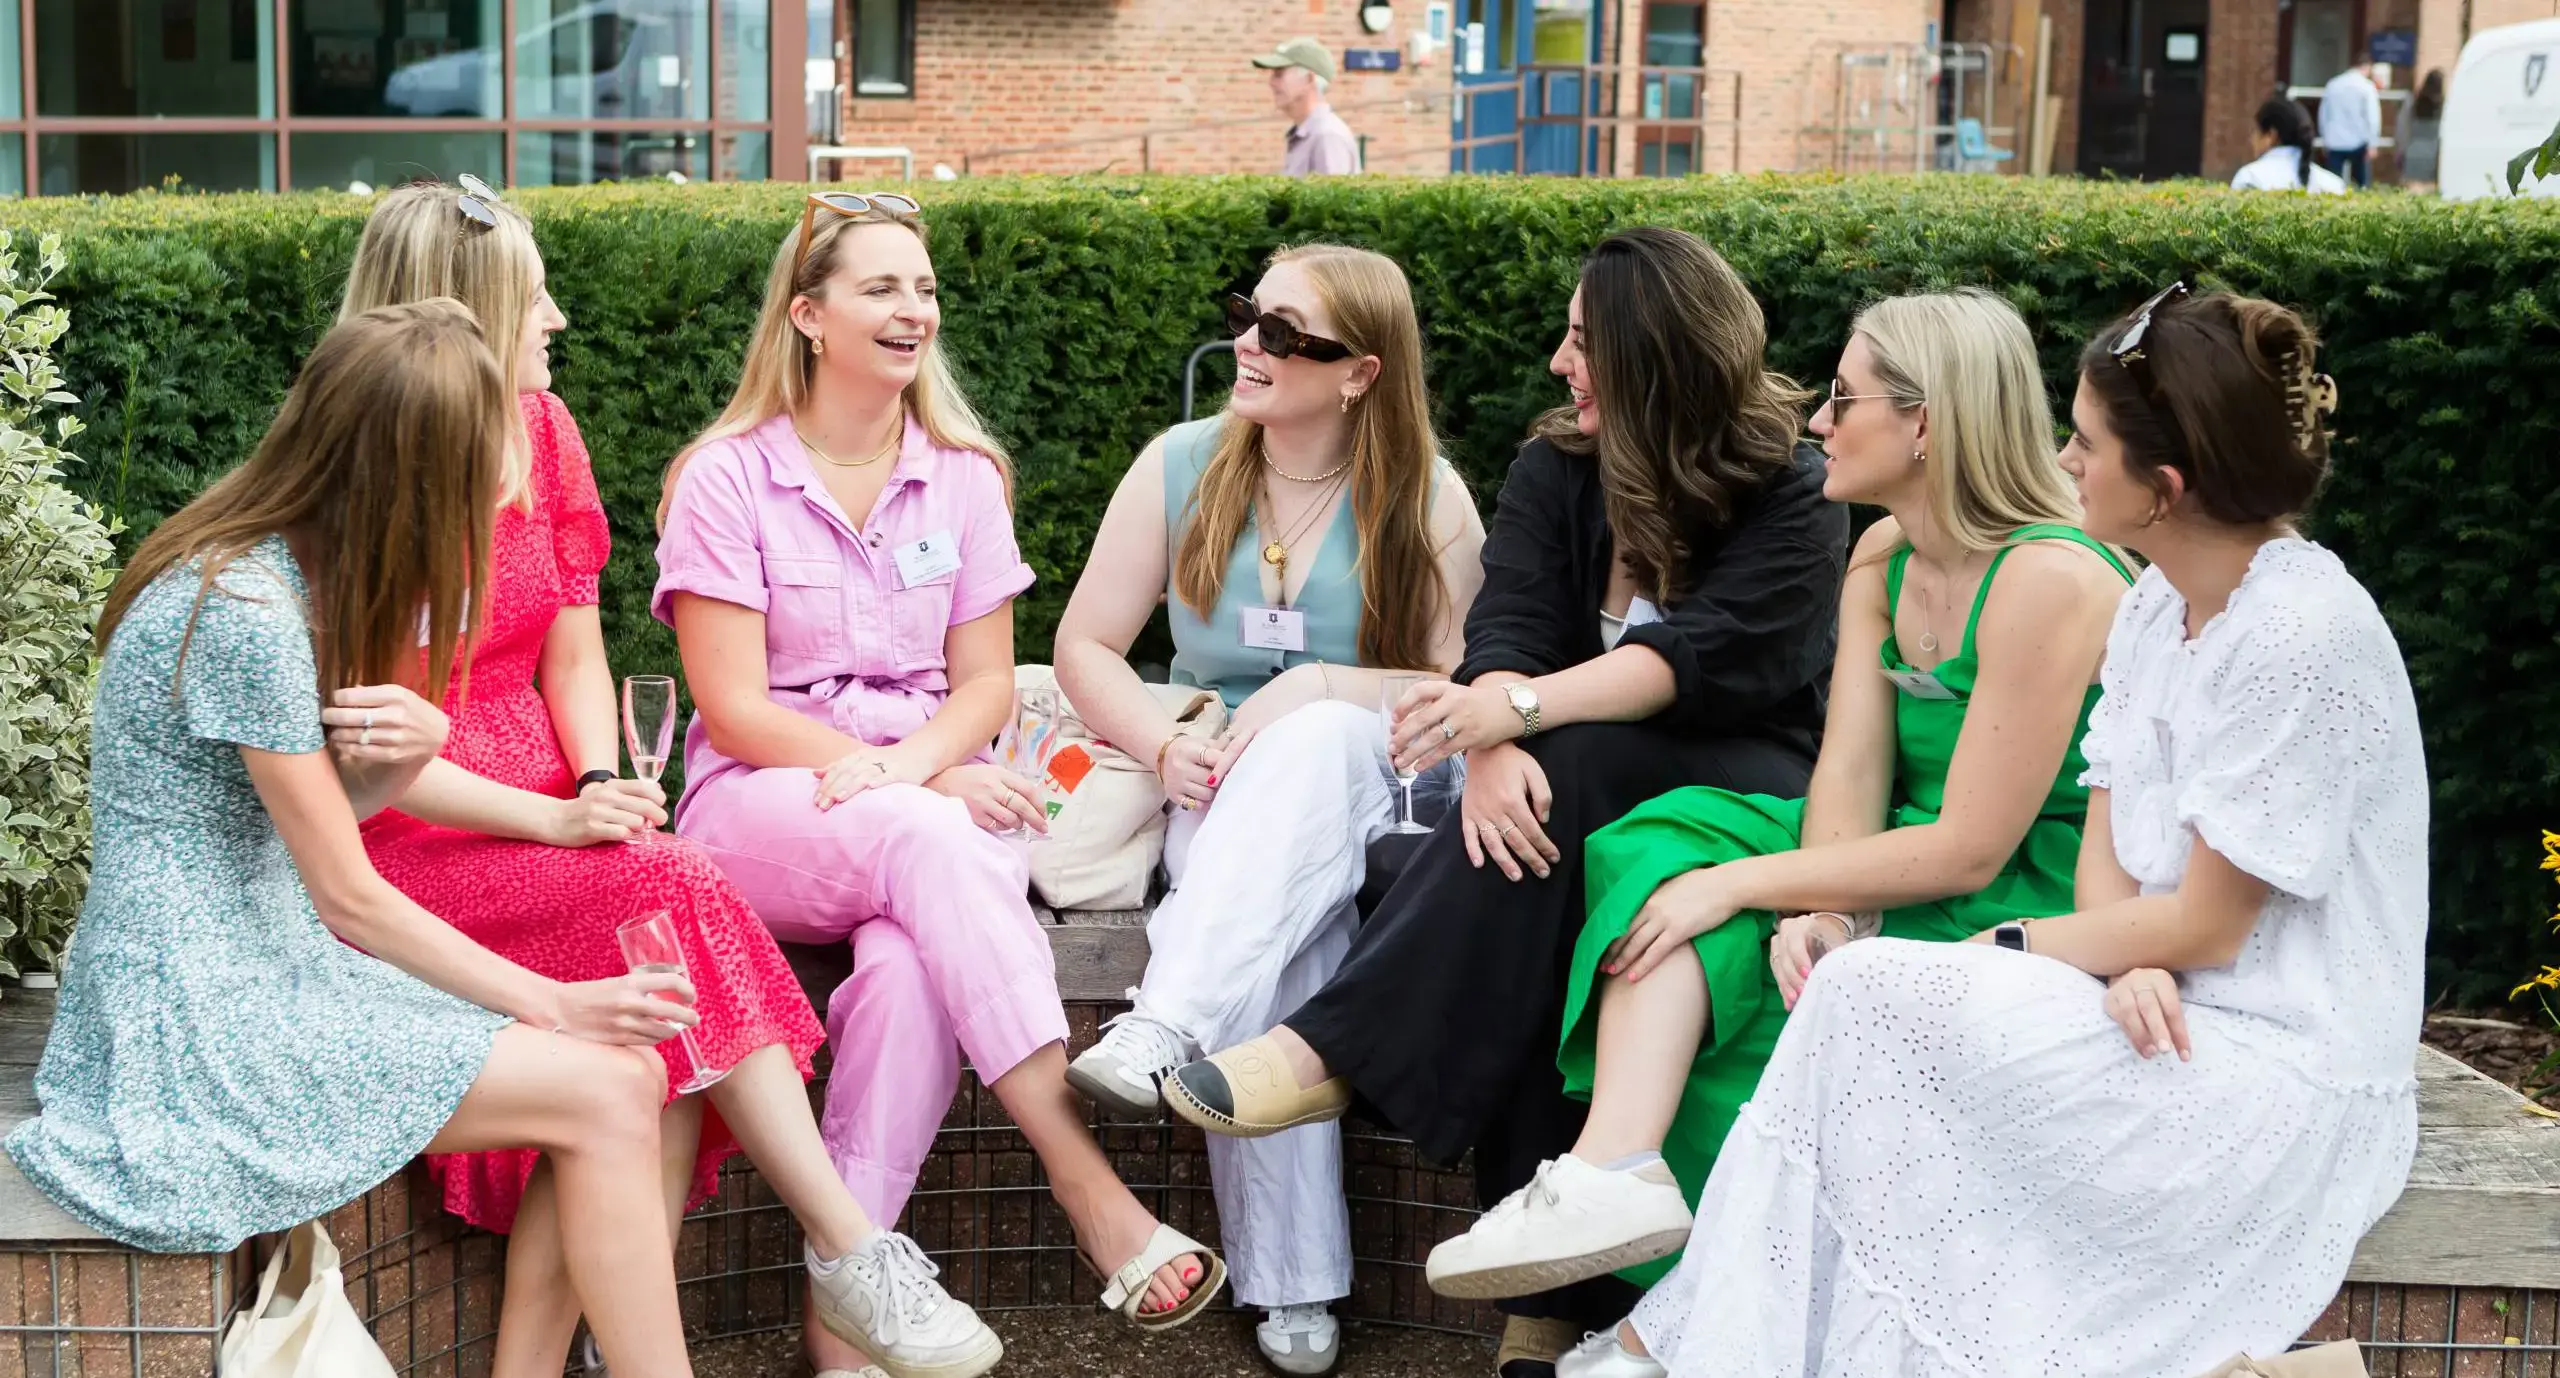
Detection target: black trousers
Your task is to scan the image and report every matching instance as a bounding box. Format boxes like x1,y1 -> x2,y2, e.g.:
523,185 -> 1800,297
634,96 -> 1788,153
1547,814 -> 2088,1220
1289,720 -> 1817,1328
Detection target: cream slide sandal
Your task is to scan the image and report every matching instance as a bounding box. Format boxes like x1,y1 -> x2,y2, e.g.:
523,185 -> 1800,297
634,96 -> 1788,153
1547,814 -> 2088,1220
1097,1224 -> 1228,1334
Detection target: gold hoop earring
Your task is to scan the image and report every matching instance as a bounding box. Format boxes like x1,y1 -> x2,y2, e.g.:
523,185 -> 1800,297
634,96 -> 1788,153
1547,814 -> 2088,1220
1339,394 -> 1352,413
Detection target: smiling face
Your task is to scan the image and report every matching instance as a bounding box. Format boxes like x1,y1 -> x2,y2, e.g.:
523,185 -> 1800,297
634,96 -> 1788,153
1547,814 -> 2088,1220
1807,332 -> 1924,505
2059,372 -> 2166,546
515,255 -> 568,394
790,220 -> 936,394
1228,259 -> 1368,428
1549,287 -> 1598,436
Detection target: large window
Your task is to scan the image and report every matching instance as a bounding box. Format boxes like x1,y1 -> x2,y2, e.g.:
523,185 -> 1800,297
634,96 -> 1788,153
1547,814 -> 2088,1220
6,0 -> 792,194
851,0 -> 912,96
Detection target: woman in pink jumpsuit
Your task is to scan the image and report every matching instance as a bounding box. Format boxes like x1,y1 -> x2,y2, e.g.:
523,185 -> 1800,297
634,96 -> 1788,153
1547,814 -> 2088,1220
657,193 -> 1225,1375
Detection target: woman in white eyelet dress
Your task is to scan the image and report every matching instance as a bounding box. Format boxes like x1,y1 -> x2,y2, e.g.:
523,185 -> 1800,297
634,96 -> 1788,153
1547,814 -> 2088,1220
1571,291 -> 2428,1378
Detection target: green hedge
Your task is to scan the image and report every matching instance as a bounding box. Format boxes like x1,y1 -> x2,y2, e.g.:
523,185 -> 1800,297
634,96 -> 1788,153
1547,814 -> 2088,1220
9,176 -> 2559,1000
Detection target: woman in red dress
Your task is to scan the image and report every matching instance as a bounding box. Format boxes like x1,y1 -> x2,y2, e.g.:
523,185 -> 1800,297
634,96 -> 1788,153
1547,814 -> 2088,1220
341,184 -> 1002,1378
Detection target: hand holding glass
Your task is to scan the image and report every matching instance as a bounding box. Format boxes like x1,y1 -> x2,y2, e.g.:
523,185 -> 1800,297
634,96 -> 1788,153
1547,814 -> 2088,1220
994,685 -> 1064,841
615,909 -> 727,1094
1382,675 -> 1432,835
621,675 -> 677,844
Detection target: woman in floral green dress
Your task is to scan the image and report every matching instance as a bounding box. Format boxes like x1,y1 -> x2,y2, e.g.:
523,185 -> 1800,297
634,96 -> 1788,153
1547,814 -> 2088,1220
4,301 -> 709,1378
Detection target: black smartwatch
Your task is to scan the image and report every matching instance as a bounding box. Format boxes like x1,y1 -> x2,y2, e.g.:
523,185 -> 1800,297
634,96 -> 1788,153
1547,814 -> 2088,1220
575,769 -> 617,794
1993,922 -> 2029,953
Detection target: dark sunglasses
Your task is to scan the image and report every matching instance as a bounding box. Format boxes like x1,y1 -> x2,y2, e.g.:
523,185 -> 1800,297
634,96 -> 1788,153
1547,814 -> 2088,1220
791,190 -> 925,281
1224,294 -> 1353,363
2109,279 -> 2190,405
455,172 -> 502,232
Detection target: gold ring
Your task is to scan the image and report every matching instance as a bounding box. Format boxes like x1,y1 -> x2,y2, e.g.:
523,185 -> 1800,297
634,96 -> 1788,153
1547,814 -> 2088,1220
1498,821 -> 1518,836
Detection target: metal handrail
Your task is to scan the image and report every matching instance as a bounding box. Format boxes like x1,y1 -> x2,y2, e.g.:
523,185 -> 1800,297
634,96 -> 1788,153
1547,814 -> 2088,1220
1182,341 -> 1235,423
959,92 -> 1453,174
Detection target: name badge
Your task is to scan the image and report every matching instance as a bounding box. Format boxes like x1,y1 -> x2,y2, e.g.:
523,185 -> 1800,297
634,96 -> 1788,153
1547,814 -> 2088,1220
893,530 -> 962,589
1882,664 -> 1960,700
1240,606 -> 1307,652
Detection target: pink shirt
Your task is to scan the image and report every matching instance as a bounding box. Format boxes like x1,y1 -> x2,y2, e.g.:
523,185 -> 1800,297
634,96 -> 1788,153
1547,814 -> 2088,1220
651,412 -> 1034,810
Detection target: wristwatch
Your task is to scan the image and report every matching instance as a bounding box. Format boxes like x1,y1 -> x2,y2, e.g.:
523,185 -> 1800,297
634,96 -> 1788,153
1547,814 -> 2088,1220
575,769 -> 617,794
1503,683 -> 1543,738
1994,922 -> 2029,953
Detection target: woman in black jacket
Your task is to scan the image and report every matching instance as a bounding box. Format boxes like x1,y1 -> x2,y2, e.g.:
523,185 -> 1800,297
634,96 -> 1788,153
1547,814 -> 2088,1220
1166,226 -> 1848,1365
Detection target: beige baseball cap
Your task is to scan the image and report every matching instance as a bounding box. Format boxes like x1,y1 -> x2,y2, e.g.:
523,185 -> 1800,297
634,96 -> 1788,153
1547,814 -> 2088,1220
1251,37 -> 1336,84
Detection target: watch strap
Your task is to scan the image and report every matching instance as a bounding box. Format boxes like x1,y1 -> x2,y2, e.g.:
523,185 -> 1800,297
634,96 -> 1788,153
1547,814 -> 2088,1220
575,769 -> 617,794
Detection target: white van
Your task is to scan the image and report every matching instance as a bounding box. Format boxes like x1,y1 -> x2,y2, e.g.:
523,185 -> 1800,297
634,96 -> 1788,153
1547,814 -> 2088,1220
2437,18 -> 2560,200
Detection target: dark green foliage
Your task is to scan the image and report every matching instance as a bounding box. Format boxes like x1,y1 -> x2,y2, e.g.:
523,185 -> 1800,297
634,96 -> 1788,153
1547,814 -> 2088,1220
10,175 -> 2558,999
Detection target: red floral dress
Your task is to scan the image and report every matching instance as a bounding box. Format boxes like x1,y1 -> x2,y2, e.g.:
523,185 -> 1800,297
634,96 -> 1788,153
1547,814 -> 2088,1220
363,391 -> 824,1233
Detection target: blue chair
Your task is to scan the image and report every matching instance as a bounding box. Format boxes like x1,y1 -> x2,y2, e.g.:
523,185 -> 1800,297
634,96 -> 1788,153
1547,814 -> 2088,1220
1955,118 -> 2015,171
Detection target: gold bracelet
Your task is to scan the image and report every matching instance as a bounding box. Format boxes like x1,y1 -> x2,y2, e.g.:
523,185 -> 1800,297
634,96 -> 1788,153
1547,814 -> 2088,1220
1154,734 -> 1180,777
1317,661 -> 1334,702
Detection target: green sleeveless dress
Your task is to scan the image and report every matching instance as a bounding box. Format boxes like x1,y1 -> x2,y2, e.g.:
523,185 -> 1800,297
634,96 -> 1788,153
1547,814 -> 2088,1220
1555,523 -> 2132,1286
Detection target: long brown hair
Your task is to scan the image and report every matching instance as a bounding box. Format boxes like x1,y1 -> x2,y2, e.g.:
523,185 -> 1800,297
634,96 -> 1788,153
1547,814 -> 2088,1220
1173,244 -> 1448,671
339,181 -> 543,508
97,299 -> 506,705
1533,227 -> 1811,603
661,204 -> 1007,527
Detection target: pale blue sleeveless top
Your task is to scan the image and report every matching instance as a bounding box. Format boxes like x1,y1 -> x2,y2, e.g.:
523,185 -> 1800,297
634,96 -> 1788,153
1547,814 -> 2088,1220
1161,417 -> 1364,709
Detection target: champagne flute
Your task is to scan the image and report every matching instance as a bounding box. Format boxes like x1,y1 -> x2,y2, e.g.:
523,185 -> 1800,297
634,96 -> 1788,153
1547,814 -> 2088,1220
615,909 -> 727,1094
1381,674 -> 1431,835
621,675 -> 677,845
995,684 -> 1064,842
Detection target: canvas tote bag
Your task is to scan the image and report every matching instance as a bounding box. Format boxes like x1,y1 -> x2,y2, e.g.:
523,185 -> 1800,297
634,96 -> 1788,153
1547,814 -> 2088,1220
2189,1341 -> 2368,1377
1009,665 -> 1226,911
218,1219 -> 396,1378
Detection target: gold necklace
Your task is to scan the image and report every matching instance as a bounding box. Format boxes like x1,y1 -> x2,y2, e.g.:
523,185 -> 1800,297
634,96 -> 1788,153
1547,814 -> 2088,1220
1257,472 -> 1348,604
797,422 -> 901,469
1260,443 -> 1351,485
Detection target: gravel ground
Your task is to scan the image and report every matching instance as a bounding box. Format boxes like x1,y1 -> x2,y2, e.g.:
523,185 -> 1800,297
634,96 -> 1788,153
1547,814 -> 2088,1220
689,1311 -> 1496,1378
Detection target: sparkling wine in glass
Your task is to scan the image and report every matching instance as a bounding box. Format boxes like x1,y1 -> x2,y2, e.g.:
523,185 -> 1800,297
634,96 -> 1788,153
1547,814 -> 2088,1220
1381,675 -> 1431,835
994,684 -> 1065,842
622,675 -> 677,844
615,909 -> 726,1095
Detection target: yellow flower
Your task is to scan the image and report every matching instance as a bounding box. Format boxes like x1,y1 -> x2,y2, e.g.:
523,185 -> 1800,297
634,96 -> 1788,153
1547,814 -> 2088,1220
2515,965 -> 2560,1000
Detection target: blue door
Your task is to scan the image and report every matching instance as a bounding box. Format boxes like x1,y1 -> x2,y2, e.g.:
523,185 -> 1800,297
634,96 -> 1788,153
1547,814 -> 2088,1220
1451,0 -> 1603,174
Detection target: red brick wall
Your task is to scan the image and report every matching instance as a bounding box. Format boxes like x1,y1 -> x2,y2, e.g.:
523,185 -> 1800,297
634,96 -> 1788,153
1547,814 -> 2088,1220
1716,0 -> 1937,172
2204,0 -> 2283,178
825,0 -> 1454,178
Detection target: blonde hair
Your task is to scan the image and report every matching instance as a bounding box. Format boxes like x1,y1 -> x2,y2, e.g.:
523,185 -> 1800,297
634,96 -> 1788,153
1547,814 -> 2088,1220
339,182 -> 543,509
660,208 -> 1007,526
1851,289 -> 2082,558
1172,244 -> 1450,673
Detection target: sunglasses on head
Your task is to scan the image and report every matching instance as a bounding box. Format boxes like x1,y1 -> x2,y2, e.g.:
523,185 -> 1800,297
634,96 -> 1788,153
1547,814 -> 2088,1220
791,190 -> 925,281
1224,294 -> 1353,363
454,172 -> 502,232
2109,279 -> 2190,406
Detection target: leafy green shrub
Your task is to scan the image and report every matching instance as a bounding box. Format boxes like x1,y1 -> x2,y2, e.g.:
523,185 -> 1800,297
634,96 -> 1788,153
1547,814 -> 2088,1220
0,231 -> 119,978
6,176 -> 2558,999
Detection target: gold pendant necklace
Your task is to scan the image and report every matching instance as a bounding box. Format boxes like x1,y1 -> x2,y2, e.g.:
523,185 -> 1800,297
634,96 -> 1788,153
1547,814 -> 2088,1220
1258,472 -> 1347,604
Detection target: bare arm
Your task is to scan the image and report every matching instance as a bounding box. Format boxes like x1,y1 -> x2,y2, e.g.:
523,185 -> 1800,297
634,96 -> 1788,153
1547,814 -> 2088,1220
1719,540 -> 2126,917
2075,789 -> 2143,908
1985,838 -> 2270,976
1794,526 -> 1901,851
539,604 -> 621,778
1053,435 -> 1185,765
244,746 -> 565,1026
671,593 -> 866,770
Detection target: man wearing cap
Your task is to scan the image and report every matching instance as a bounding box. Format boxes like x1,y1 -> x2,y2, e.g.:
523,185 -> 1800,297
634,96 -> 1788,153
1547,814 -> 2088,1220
1255,37 -> 1362,176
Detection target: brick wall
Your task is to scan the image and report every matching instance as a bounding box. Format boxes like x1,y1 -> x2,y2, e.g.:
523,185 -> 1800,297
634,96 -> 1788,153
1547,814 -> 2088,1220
827,0 -> 1453,178
2204,0 -> 2283,177
1719,0 -> 1937,173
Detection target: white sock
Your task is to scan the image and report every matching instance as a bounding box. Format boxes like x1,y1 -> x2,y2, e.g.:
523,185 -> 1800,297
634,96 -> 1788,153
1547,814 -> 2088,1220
1597,1150 -> 1665,1173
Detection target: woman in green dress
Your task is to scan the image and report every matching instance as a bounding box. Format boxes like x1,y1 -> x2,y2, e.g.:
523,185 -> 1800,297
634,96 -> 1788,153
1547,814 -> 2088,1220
1421,289 -> 2136,1302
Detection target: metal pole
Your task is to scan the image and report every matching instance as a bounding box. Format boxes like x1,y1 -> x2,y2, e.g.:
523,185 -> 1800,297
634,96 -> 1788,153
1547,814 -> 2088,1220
1182,340 -> 1233,423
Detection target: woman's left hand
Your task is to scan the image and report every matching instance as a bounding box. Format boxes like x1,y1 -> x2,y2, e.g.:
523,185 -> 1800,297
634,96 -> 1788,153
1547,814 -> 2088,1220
1604,866 -> 1747,983
814,741 -> 934,810
1390,680 -> 1520,776
2104,968 -> 2192,1062
322,685 -> 449,769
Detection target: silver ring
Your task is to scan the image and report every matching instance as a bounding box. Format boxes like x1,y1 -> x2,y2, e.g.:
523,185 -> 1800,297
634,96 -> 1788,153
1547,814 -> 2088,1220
363,709 -> 376,730
1440,720 -> 1459,742
1498,821 -> 1519,836
359,727 -> 373,747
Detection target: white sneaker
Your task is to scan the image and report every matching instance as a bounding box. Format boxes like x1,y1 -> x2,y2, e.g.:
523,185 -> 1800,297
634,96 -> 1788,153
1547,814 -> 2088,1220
1556,1328 -> 1667,1378
1423,1155 -> 1692,1300
579,1333 -> 607,1376
806,1232 -> 1003,1378
1255,1303 -> 1342,1375
1066,1002 -> 1197,1116
814,1370 -> 892,1378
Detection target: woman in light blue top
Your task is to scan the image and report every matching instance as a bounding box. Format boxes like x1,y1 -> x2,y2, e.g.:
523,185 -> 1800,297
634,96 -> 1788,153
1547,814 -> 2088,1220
1052,243 -> 1484,1374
